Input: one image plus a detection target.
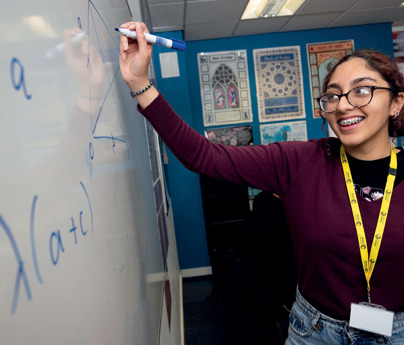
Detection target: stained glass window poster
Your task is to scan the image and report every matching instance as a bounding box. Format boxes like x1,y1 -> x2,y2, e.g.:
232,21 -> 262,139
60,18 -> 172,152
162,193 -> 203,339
306,40 -> 354,118
393,28 -> 404,75
260,121 -> 307,145
197,50 -> 253,127
253,46 -> 305,123
204,125 -> 253,146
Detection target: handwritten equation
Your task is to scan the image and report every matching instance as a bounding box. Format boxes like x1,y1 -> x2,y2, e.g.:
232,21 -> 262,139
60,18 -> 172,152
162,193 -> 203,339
0,182 -> 93,315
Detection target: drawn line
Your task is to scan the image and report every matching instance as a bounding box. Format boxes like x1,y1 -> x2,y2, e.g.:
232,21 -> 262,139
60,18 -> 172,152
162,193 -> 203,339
0,215 -> 32,314
91,66 -> 120,134
93,135 -> 126,143
80,181 -> 94,234
84,0 -> 125,141
88,0 -> 120,49
30,195 -> 44,284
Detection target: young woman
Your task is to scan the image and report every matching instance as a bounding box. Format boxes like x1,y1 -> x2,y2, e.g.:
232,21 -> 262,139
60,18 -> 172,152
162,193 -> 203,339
119,22 -> 404,344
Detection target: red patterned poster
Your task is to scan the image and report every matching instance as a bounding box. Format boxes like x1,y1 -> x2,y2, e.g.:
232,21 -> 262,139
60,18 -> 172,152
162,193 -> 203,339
307,40 -> 354,117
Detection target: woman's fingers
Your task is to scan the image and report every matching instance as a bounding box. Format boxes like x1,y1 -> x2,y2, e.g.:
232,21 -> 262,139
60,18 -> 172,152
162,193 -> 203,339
133,22 -> 147,52
119,22 -> 152,60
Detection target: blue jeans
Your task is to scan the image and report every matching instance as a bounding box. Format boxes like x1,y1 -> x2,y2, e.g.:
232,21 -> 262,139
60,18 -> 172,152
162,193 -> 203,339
285,289 -> 404,344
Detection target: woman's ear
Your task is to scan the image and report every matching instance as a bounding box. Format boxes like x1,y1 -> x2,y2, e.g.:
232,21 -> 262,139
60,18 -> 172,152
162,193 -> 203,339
391,92 -> 404,117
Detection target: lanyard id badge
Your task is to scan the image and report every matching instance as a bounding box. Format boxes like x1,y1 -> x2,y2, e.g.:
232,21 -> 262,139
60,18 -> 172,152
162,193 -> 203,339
350,303 -> 394,336
341,145 -> 397,336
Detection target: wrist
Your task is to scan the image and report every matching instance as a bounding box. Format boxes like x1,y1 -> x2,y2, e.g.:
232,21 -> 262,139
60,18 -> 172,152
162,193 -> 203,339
130,85 -> 159,110
127,78 -> 151,94
130,80 -> 153,98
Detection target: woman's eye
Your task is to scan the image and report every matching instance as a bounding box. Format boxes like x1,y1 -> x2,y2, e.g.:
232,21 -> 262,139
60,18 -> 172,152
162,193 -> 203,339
327,94 -> 339,102
353,87 -> 371,95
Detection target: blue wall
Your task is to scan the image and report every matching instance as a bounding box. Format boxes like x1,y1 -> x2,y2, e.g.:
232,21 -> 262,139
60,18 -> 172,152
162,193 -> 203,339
152,22 -> 394,270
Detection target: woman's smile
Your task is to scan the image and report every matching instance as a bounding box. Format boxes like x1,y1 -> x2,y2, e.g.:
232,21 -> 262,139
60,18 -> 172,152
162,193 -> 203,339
338,117 -> 365,127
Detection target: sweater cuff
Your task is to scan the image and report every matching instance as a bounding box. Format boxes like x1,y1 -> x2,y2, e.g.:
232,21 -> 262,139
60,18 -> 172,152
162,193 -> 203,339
137,92 -> 164,115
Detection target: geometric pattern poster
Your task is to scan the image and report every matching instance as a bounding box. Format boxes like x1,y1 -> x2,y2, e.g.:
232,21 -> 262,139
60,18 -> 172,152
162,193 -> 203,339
260,120 -> 307,145
253,46 -> 305,122
197,50 -> 253,127
307,40 -> 354,117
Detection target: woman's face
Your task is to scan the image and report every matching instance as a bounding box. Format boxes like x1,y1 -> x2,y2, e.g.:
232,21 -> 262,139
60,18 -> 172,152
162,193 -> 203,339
324,58 -> 402,159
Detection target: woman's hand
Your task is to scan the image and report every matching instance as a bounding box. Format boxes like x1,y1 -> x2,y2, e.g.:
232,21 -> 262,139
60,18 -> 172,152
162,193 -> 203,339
119,22 -> 153,94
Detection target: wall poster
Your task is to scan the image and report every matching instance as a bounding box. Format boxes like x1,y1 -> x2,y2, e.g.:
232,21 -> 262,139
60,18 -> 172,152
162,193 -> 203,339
204,125 -> 253,146
393,28 -> 404,75
197,50 -> 253,127
306,40 -> 354,117
253,46 -> 305,123
260,121 -> 307,145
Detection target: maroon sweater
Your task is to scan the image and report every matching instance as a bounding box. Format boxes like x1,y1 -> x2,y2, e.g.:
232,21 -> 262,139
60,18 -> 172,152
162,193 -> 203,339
140,94 -> 404,320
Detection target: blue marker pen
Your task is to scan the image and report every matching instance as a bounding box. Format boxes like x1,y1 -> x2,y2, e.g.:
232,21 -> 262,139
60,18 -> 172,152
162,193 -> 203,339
115,27 -> 185,51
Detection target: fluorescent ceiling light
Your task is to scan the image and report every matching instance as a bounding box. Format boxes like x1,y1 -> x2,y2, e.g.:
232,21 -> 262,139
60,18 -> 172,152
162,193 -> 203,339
242,0 -> 306,20
256,0 -> 287,17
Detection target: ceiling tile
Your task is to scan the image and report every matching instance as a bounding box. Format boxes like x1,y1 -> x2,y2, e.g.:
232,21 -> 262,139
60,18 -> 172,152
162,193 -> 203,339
280,12 -> 343,32
185,21 -> 238,41
186,0 -> 248,25
328,8 -> 392,28
352,0 -> 403,10
234,17 -> 291,36
297,0 -> 357,15
375,7 -> 404,23
149,2 -> 184,29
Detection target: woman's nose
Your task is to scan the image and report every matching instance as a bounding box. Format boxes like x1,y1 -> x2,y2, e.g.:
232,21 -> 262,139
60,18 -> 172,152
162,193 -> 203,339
336,94 -> 354,112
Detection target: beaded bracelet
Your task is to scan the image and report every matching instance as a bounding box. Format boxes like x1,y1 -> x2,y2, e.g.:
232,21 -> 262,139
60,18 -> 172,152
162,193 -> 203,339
130,81 -> 153,98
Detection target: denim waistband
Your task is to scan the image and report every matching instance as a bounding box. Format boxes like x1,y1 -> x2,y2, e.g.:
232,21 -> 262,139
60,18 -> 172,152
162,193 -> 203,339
295,288 -> 404,324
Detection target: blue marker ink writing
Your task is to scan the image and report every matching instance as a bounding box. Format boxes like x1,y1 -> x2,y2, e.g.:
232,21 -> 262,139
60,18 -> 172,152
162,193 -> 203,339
49,230 -> 65,265
10,57 -> 32,100
30,195 -> 44,284
0,215 -> 32,315
69,217 -> 78,244
115,27 -> 185,51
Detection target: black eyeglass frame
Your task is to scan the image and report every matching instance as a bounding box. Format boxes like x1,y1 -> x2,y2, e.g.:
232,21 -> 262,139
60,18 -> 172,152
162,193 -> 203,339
316,85 -> 396,114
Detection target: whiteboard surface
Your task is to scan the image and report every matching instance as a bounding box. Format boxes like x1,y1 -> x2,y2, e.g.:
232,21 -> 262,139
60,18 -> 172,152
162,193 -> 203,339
0,1 -> 174,344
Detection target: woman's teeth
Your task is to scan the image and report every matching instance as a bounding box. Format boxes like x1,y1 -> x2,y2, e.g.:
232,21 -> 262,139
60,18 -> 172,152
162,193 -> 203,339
339,118 -> 364,126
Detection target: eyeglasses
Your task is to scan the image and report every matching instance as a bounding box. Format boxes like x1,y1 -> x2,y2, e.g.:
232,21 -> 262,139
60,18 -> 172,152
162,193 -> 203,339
316,86 -> 395,114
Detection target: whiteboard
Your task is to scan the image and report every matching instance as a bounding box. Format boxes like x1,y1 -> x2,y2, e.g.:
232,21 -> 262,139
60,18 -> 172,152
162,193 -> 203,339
0,1 -> 180,344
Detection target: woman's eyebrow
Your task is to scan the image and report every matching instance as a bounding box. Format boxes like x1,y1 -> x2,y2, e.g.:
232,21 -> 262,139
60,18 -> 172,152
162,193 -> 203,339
326,82 -> 340,91
325,77 -> 378,92
350,77 -> 378,85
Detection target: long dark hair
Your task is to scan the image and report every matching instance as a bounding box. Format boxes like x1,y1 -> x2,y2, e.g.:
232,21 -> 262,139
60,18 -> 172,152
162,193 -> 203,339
320,49 -> 404,138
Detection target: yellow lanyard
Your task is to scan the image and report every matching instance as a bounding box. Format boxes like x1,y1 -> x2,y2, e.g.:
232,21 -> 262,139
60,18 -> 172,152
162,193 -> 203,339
340,145 -> 397,303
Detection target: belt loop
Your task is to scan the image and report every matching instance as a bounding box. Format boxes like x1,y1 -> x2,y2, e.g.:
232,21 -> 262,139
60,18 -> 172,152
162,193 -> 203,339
311,313 -> 321,332
344,323 -> 353,344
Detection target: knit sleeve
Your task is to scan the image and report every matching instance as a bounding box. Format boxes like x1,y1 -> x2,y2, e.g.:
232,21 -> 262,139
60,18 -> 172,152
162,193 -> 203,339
139,93 -> 319,195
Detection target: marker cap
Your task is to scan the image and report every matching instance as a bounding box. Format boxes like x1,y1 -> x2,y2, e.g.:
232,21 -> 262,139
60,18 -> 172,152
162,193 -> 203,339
171,39 -> 186,51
